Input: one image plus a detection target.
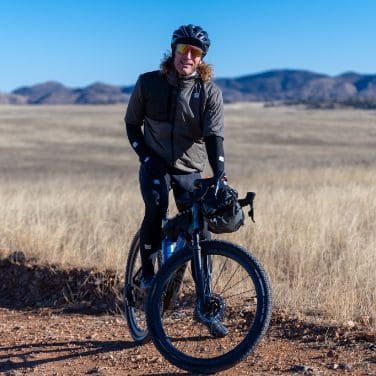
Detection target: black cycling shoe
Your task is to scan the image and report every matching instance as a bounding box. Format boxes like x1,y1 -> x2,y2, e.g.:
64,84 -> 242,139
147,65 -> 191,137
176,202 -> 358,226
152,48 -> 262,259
194,307 -> 229,338
206,319 -> 229,338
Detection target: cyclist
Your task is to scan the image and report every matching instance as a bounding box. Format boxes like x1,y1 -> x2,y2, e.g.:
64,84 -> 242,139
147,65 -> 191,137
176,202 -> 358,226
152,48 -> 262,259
124,24 -> 225,290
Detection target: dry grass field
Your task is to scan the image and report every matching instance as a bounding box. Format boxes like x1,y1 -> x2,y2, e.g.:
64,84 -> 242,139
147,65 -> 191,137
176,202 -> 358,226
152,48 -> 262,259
0,103 -> 375,327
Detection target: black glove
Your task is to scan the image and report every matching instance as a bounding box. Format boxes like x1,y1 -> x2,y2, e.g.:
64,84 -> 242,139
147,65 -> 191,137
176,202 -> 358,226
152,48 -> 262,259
142,155 -> 167,178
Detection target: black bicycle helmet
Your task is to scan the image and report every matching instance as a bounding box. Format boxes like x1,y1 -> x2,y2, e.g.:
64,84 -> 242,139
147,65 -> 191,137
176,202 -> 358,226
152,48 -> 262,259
171,24 -> 211,56
202,183 -> 245,234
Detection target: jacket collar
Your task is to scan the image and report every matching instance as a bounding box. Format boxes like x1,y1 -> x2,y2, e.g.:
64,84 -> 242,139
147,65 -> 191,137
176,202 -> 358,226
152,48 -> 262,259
166,69 -> 199,87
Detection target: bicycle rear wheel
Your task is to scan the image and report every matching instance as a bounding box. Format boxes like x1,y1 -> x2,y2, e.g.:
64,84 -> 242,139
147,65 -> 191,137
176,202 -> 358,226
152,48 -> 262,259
124,230 -> 161,344
146,240 -> 272,374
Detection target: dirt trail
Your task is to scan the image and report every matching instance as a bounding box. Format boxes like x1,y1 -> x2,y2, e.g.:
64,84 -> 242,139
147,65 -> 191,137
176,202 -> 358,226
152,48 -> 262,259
0,255 -> 375,375
0,307 -> 375,375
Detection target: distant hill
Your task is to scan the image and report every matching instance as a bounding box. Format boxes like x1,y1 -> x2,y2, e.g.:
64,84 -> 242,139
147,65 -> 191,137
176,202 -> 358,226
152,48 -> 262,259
2,69 -> 376,106
12,82 -> 79,104
0,92 -> 27,104
217,70 -> 376,105
11,81 -> 131,105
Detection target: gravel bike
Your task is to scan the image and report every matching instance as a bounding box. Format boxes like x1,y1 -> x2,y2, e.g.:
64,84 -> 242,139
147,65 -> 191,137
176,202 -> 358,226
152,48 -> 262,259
124,177 -> 272,373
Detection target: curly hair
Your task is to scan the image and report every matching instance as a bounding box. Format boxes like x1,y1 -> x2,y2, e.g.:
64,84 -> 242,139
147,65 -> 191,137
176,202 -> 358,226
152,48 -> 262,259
160,54 -> 213,82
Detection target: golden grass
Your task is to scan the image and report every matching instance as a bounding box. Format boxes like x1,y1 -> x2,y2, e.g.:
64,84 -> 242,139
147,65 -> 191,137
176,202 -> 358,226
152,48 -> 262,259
1,104 -> 375,326
232,167 -> 376,324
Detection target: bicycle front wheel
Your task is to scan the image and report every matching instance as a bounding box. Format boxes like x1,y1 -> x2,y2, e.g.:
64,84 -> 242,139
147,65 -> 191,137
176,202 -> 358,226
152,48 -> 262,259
146,240 -> 272,374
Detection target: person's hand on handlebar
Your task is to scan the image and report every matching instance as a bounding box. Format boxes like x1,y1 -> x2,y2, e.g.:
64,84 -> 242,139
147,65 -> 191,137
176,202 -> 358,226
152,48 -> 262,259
213,171 -> 228,197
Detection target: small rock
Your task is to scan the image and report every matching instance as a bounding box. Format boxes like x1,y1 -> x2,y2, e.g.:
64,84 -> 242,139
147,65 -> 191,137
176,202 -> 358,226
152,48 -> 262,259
339,363 -> 352,371
86,367 -> 105,375
290,364 -> 312,373
4,367 -> 24,376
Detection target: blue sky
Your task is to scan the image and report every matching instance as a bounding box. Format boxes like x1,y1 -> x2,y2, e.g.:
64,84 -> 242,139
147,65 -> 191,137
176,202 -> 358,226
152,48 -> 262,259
0,0 -> 375,92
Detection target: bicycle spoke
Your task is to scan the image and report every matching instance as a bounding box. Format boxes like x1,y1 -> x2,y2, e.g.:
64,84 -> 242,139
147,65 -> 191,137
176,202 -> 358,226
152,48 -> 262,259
219,274 -> 252,296
222,290 -> 257,300
212,255 -> 230,291
218,263 -> 242,296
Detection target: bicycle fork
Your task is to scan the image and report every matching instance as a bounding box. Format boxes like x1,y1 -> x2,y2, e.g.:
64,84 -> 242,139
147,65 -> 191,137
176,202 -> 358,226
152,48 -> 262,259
191,203 -> 211,309
189,204 -> 229,338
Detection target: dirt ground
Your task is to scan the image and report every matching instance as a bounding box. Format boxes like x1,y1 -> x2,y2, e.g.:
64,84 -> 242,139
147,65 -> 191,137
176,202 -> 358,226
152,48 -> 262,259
0,307 -> 375,376
0,255 -> 375,375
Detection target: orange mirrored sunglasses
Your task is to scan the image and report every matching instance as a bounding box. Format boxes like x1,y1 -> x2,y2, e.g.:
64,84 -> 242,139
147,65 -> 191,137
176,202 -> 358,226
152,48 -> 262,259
176,43 -> 203,58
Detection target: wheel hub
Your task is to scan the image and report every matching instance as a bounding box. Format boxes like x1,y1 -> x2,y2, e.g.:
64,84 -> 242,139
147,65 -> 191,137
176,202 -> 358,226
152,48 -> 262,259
194,293 -> 225,323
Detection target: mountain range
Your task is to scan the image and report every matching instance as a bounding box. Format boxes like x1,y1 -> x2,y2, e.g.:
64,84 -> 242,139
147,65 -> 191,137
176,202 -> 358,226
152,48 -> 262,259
1,69 -> 376,106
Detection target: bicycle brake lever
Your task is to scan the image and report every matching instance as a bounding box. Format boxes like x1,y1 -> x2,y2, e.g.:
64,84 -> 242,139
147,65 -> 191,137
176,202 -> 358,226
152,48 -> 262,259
238,192 -> 256,223
249,207 -> 255,223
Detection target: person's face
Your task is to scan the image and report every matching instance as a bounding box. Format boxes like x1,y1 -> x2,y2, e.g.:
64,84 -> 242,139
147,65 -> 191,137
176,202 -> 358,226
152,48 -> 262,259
173,44 -> 203,76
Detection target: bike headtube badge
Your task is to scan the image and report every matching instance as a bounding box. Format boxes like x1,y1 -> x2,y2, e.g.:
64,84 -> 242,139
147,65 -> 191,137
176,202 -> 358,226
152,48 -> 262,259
202,184 -> 245,234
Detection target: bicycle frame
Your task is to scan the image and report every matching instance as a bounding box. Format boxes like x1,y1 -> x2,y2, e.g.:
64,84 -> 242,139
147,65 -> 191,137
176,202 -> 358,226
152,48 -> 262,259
160,180 -> 256,312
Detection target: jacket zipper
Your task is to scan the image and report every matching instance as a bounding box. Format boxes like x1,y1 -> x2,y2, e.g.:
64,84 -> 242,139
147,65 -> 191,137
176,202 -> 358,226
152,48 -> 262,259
171,83 -> 181,167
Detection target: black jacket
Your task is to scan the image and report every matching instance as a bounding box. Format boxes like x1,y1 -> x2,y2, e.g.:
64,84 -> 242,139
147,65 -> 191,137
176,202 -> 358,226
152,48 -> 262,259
125,70 -> 224,173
